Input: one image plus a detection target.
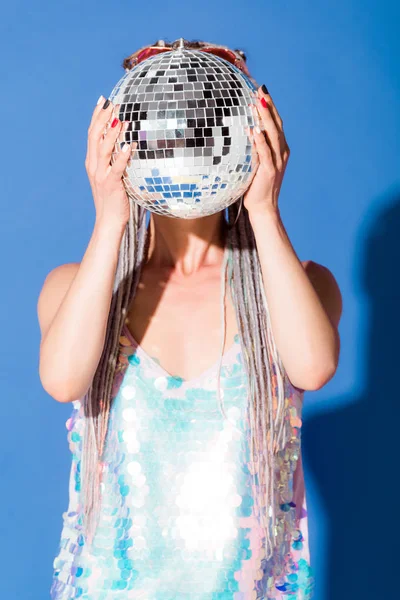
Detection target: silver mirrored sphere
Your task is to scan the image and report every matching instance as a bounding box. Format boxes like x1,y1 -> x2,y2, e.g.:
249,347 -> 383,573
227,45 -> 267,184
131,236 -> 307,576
108,47 -> 261,219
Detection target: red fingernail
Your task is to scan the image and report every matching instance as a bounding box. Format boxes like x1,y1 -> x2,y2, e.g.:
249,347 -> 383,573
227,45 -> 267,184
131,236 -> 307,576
261,97 -> 268,109
111,118 -> 119,128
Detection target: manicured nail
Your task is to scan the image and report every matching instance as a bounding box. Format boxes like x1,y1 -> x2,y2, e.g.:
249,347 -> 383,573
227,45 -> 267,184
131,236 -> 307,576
96,95 -> 103,105
261,84 -> 269,95
122,142 -> 131,153
111,118 -> 119,128
255,125 -> 261,134
102,99 -> 111,109
260,97 -> 268,109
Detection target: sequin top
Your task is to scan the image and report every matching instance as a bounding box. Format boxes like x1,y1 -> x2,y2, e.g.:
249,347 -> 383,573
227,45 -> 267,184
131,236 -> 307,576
50,324 -> 315,599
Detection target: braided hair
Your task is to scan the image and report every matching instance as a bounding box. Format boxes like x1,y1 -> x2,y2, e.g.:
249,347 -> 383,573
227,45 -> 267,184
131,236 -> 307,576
81,38 -> 294,563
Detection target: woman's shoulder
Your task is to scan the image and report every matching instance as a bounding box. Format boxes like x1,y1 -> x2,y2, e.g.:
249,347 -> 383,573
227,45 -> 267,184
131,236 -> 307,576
37,262 -> 81,343
301,259 -> 342,328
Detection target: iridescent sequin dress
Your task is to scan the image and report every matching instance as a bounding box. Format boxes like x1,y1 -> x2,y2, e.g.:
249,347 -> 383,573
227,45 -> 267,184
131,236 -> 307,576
51,324 -> 315,599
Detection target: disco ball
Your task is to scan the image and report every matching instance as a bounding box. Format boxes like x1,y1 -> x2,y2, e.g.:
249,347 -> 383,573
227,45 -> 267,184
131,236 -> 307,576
107,45 -> 262,218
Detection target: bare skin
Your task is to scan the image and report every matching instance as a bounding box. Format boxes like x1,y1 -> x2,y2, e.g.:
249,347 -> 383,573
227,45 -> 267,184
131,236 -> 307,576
124,214 -> 239,382
37,87 -> 342,403
45,230 -> 312,385
124,83 -> 343,386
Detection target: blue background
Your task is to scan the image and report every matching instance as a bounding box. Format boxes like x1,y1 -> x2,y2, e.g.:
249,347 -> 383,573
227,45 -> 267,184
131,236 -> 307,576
1,1 -> 398,597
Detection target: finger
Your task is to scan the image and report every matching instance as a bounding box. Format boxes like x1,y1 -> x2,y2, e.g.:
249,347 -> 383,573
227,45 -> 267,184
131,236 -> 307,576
250,103 -> 274,152
88,95 -> 106,130
257,89 -> 290,160
109,141 -> 138,179
253,100 -> 282,169
86,101 -> 115,175
89,101 -> 115,144
256,87 -> 283,132
97,117 -> 127,174
252,124 -> 274,172
100,103 -> 122,141
89,99 -> 115,138
245,125 -> 254,145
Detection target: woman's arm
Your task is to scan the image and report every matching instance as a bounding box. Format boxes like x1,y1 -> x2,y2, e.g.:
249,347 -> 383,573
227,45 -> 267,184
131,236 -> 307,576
249,207 -> 342,392
37,219 -> 126,402
37,95 -> 134,402
243,85 -> 342,391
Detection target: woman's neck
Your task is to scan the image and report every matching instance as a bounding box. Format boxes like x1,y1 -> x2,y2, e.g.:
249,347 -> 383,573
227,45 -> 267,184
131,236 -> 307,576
146,210 -> 228,276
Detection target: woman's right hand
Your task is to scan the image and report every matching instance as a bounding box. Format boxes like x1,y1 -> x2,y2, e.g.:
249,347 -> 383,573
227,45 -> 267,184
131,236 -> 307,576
85,96 -> 138,229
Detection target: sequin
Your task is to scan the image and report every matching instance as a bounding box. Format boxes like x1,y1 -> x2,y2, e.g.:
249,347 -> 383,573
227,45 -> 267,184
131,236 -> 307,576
50,326 -> 315,599
122,385 -> 136,400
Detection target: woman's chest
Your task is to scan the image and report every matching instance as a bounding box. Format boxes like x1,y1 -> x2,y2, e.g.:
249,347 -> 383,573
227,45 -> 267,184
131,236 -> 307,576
125,266 -> 239,382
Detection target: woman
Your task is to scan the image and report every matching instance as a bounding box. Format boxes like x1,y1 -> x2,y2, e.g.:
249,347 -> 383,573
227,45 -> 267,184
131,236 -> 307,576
39,38 -> 342,599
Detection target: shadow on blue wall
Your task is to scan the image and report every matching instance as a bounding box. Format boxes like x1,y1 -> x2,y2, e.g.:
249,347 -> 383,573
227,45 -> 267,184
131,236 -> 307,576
303,189 -> 399,599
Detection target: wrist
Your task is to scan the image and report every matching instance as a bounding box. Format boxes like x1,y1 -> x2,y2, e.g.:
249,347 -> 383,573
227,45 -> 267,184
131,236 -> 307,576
247,204 -> 281,224
95,214 -> 128,235
94,216 -> 128,244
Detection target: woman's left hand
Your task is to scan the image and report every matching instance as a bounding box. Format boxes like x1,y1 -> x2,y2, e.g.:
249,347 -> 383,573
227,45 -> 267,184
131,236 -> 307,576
243,86 -> 290,215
